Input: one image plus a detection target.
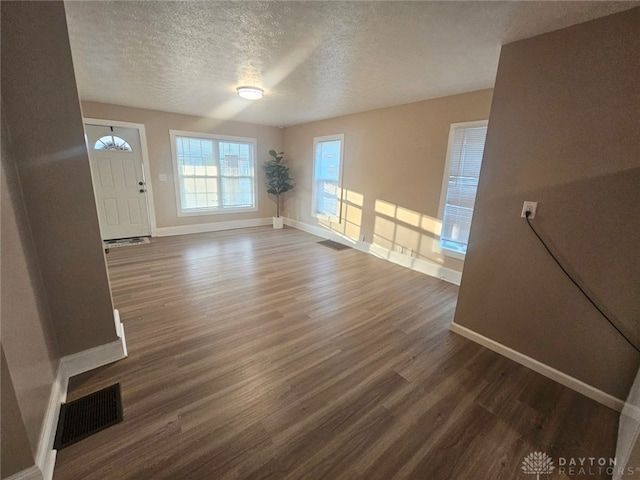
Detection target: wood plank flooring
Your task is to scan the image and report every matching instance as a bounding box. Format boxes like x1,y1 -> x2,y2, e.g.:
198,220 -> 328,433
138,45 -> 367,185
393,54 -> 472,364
54,227 -> 618,479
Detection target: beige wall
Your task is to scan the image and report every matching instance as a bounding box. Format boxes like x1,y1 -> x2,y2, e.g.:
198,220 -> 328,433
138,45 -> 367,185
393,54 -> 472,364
454,8 -> 640,399
1,347 -> 35,478
81,102 -> 284,228
1,1 -> 118,357
283,89 -> 493,274
1,116 -> 59,457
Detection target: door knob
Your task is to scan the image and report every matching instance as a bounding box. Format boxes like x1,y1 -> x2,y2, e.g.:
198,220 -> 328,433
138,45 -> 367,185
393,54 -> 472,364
139,189 -> 146,193
138,181 -> 144,186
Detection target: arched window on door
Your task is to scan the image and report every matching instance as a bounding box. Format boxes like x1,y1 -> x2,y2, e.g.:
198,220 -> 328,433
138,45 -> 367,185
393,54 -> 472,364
94,135 -> 132,152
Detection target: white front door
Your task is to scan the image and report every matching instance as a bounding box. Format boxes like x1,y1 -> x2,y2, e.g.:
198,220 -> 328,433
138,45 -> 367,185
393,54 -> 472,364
85,124 -> 151,240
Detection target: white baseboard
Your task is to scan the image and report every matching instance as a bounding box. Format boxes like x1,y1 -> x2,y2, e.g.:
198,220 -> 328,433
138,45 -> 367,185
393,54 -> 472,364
155,217 -> 272,237
32,365 -> 64,480
22,310 -> 128,480
449,322 -> 625,412
367,243 -> 462,285
60,337 -> 127,380
283,218 -> 462,286
5,466 -> 43,480
113,308 -> 127,358
284,218 -> 331,239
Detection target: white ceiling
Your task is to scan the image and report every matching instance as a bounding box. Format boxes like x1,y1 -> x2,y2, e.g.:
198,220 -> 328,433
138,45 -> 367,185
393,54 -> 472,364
65,1 -> 637,127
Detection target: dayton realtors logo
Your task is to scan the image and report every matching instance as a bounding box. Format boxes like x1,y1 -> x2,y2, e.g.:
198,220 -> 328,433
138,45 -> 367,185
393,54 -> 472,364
522,452 -> 634,477
522,452 -> 555,479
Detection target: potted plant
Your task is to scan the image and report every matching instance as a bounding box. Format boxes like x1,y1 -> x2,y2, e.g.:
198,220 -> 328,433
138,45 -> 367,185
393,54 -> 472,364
263,149 -> 294,229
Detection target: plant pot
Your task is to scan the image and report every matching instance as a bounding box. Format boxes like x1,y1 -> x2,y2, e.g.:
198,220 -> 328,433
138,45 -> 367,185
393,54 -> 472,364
272,216 -> 284,229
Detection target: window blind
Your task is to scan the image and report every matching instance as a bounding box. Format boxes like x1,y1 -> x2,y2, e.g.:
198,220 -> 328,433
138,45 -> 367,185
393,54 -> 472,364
440,125 -> 487,254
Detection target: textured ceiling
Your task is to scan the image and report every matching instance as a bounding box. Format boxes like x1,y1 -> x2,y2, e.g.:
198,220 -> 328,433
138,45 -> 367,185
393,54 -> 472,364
65,1 -> 638,127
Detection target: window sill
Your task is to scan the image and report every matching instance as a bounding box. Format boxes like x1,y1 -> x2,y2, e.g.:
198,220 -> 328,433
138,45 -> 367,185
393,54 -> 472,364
177,206 -> 258,217
313,212 -> 340,223
441,248 -> 466,261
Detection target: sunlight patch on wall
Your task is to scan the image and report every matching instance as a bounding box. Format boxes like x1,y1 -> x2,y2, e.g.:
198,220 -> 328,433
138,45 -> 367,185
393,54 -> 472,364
372,198 -> 445,265
317,188 -> 363,244
421,216 -> 442,237
396,224 -> 420,248
373,216 -> 396,250
374,199 -> 396,218
396,206 -> 420,227
345,189 -> 364,207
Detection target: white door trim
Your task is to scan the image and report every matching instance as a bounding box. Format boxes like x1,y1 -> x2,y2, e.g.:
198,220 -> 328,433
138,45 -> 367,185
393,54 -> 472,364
84,118 -> 157,237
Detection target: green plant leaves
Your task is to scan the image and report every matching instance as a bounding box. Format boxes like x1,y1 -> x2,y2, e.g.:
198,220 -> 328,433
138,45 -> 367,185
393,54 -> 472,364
263,150 -> 294,218
268,150 -> 284,163
263,151 -> 294,195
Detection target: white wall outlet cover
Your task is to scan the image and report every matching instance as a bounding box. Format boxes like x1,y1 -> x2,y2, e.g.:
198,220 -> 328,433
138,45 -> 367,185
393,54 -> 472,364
521,201 -> 538,219
159,174 -> 167,182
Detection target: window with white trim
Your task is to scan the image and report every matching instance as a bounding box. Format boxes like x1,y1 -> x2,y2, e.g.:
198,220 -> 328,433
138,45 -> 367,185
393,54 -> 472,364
170,131 -> 257,216
312,134 -> 344,219
439,121 -> 488,257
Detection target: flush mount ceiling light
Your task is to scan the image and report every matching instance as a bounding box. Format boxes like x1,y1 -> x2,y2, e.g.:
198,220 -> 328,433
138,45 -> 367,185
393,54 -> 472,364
236,86 -> 264,100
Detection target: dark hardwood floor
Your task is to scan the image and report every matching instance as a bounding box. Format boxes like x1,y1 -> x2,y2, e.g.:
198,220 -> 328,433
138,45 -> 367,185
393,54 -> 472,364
53,226 -> 618,479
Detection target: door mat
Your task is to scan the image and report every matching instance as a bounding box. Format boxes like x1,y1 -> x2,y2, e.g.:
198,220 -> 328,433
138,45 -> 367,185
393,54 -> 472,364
54,383 -> 123,450
318,240 -> 351,251
103,237 -> 150,249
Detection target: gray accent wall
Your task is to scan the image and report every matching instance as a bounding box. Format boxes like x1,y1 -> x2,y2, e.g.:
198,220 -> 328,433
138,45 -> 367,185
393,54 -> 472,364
1,112 -> 58,460
1,0 -> 118,356
454,8 -> 640,399
1,1 -> 121,475
1,347 -> 35,478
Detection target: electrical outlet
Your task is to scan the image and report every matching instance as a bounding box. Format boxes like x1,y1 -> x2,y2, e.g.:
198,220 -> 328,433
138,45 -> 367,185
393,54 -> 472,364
521,201 -> 538,219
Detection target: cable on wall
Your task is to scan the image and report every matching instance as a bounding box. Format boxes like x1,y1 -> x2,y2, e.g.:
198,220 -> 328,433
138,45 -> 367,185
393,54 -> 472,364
524,211 -> 640,355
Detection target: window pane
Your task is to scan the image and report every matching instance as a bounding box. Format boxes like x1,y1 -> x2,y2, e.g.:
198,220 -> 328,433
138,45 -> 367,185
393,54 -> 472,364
196,193 -> 208,208
440,124 -> 487,254
175,134 -> 255,213
315,140 -> 341,182
313,137 -> 342,217
184,193 -> 197,210
205,178 -> 218,193
207,193 -> 219,207
316,180 -> 339,217
94,135 -> 132,152
201,141 -> 214,166
240,178 -> 253,205
177,137 -> 215,166
221,177 -> 254,207
182,177 -> 196,193
219,141 -> 253,177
